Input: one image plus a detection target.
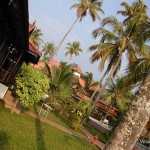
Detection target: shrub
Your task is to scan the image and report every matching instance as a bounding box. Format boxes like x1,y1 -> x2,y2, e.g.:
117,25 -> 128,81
15,64 -> 50,107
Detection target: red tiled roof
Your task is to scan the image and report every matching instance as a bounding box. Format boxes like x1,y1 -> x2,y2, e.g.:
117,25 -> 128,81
31,59 -> 61,71
29,23 -> 36,32
28,23 -> 42,57
89,85 -> 101,92
31,61 -> 45,69
29,40 -> 42,56
78,77 -> 86,88
72,64 -> 82,74
95,103 -> 118,116
98,99 -> 118,111
48,59 -> 61,69
74,92 -> 90,101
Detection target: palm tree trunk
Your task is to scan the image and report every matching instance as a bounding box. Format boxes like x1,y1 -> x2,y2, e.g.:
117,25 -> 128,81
90,71 -> 107,101
102,101 -> 114,122
90,50 -> 123,114
57,17 -> 79,51
104,74 -> 150,150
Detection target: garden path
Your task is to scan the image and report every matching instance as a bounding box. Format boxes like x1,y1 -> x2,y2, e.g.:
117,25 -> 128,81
23,109 -> 105,150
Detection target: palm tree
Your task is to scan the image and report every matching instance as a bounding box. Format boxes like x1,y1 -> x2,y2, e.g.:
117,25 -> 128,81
81,72 -> 100,97
49,62 -> 75,89
89,16 -> 137,113
29,28 -> 43,48
117,0 -> 148,25
65,41 -> 82,59
102,76 -> 132,121
90,0 -> 148,105
103,1 -> 150,150
42,42 -> 57,62
44,62 -> 76,113
57,0 -> 104,51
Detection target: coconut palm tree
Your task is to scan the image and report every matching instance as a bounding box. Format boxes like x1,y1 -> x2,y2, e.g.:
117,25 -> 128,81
65,41 -> 82,59
126,21 -> 150,85
117,0 -> 148,25
42,42 -> 57,62
29,28 -> 43,48
57,0 -> 104,51
102,76 -> 132,121
90,0 -> 148,105
81,72 -> 100,97
103,1 -> 150,150
44,62 -> 76,113
89,16 -> 137,112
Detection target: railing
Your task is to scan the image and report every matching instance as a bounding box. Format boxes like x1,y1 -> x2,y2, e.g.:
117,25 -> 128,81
0,67 -> 9,82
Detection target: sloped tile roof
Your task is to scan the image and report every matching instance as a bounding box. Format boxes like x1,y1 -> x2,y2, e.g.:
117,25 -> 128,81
29,40 -> 42,56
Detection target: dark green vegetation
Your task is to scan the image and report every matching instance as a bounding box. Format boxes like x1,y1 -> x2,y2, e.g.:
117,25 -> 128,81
84,123 -> 108,144
0,101 -> 98,150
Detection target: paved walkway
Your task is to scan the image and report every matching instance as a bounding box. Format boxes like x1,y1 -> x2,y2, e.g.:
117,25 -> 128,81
23,109 -> 105,150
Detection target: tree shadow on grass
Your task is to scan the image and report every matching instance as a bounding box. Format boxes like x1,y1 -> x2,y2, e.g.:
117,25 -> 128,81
33,105 -> 46,150
0,131 -> 9,150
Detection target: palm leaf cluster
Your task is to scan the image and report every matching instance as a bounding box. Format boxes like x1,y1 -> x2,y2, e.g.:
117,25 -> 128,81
89,0 -> 149,113
126,21 -> 150,85
102,76 -> 132,114
81,72 -> 100,97
49,62 -> 76,90
30,28 -> 43,48
71,0 -> 104,21
89,16 -> 137,77
43,62 -> 76,112
42,42 -> 57,62
65,41 -> 82,59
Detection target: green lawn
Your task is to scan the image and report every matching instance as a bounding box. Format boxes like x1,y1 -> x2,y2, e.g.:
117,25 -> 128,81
84,123 -> 108,144
0,101 -> 98,150
29,103 -> 107,142
28,104 -> 73,130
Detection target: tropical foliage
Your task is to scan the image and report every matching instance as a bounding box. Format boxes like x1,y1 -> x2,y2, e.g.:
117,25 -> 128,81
70,0 -> 104,21
81,72 -> 100,97
102,76 -> 132,114
57,0 -> 104,50
65,41 -> 82,59
103,1 -> 150,149
15,64 -> 50,107
29,28 -> 43,48
89,15 -> 138,112
70,101 -> 91,130
44,62 -> 76,112
42,42 -> 57,62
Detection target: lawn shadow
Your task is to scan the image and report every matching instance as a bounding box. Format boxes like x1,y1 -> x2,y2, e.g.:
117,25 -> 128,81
0,131 -> 9,150
33,105 -> 46,150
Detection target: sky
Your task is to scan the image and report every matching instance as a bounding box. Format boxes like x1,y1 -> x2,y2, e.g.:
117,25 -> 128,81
29,0 -> 150,81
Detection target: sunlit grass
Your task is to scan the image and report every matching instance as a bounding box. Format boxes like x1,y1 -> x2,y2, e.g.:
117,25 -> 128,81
0,101 -> 98,150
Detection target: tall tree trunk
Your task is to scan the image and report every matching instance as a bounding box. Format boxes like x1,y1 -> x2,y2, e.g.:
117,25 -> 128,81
102,101 -> 114,122
90,72 -> 106,101
57,17 -> 79,51
104,74 -> 150,150
90,50 -> 123,114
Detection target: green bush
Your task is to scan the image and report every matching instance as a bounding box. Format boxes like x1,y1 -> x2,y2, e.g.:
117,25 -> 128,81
15,64 -> 50,107
70,101 -> 91,130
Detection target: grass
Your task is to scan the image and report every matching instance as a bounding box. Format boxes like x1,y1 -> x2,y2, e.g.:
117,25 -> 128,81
28,103 -> 84,135
84,123 -> 108,144
0,101 -> 98,150
28,104 -> 72,129
28,103 -> 107,142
